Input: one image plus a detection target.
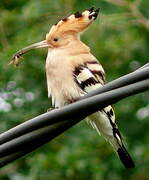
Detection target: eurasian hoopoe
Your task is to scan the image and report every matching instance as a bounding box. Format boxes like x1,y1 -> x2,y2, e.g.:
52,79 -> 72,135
10,7 -> 135,168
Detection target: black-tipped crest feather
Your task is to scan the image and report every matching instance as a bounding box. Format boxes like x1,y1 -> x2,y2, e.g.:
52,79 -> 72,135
74,11 -> 82,18
88,7 -> 95,12
88,8 -> 100,20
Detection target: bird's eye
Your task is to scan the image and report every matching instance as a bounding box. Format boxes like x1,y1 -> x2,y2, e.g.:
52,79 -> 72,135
53,38 -> 58,42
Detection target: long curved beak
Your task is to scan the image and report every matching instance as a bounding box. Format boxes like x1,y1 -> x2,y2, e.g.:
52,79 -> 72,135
9,40 -> 50,66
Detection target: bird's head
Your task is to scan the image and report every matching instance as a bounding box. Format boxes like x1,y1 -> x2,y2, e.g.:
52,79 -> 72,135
9,7 -> 100,65
46,7 -> 100,48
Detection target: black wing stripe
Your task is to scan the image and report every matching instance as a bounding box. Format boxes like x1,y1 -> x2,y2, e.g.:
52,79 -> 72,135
73,62 -> 104,91
73,65 -> 84,76
90,70 -> 105,82
85,60 -> 99,64
103,109 -> 122,143
80,77 -> 98,90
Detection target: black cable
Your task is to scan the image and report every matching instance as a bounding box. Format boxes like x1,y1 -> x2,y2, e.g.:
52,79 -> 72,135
0,64 -> 148,168
0,79 -> 148,160
0,65 -> 148,145
138,63 -> 149,69
0,120 -> 78,168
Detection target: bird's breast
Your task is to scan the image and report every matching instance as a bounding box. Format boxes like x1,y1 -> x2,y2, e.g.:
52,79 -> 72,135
45,49 -> 83,107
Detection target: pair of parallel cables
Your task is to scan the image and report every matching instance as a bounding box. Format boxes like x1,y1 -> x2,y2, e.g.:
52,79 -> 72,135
0,63 -> 148,168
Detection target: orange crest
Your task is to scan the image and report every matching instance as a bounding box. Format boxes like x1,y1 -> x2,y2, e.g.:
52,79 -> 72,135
46,7 -> 100,40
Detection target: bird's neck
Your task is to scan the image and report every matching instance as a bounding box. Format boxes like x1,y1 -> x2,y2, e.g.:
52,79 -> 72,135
67,39 -> 90,55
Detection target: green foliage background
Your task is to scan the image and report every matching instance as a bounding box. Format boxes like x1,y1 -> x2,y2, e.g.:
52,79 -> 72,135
0,0 -> 149,179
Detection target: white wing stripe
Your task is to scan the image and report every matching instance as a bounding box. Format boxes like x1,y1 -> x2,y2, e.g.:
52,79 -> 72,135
87,63 -> 105,73
76,68 -> 94,81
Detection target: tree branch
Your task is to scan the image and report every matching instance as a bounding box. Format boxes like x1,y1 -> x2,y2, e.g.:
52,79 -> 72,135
106,0 -> 149,29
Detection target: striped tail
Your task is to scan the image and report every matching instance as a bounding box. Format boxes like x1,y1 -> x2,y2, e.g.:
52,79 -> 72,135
87,110 -> 135,169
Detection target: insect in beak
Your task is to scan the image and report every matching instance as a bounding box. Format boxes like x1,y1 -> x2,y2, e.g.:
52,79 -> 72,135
9,40 -> 50,66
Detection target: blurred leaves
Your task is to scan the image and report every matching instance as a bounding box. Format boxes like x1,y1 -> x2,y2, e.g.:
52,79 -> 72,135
0,0 -> 149,179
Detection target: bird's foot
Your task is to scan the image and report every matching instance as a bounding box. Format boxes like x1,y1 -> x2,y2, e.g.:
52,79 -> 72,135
47,107 -> 57,112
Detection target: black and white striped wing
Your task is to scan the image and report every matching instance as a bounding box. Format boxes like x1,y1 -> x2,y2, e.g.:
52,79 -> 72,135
72,60 -> 116,123
73,61 -> 105,93
73,60 -> 117,139
73,60 -> 117,133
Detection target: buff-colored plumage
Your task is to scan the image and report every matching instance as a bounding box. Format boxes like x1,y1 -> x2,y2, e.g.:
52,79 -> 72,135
10,7 -> 134,168
45,8 -> 102,107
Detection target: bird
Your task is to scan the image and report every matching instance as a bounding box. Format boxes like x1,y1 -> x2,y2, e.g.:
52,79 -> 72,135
10,7 -> 135,168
